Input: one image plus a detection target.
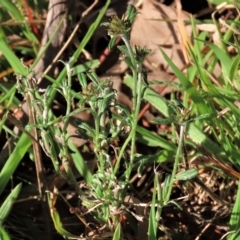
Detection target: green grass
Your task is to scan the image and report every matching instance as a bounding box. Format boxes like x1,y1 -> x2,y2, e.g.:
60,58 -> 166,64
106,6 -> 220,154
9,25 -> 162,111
1,1 -> 240,240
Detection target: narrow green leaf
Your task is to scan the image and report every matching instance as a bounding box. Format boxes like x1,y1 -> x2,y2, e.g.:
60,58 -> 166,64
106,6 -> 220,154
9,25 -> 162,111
113,223 -> 121,240
229,55 -> 240,81
148,173 -> 157,239
228,180 -> 240,240
208,0 -> 231,4
151,118 -> 173,125
51,210 -> 78,238
207,42 -> 231,79
0,0 -> 23,20
160,49 -> 210,115
108,36 -> 118,49
0,183 -> 22,224
71,60 -> 100,76
78,73 -> 88,88
117,45 -> 130,56
168,200 -> 182,210
0,36 -> 27,75
124,74 -> 169,117
0,134 -> 31,195
68,139 -> 92,184
126,4 -> 138,24
136,125 -> 175,150
0,226 -> 11,240
0,1 -> 38,43
175,169 -> 198,181
188,123 -> 240,160
162,174 -> 171,203
191,114 -> 210,122
86,71 -> 100,85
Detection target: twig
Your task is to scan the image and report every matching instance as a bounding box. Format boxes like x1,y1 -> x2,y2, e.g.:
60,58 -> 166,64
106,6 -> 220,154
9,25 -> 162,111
195,223 -> 211,240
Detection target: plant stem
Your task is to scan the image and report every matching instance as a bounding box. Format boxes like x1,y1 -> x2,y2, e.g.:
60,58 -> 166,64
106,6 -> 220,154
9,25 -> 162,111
113,35 -> 143,179
62,64 -> 72,135
164,124 -> 185,204
126,64 -> 143,181
60,63 -> 73,173
121,35 -> 135,66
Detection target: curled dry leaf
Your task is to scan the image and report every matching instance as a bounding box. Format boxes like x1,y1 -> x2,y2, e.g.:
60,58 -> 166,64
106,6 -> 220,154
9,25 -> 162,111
197,23 -> 217,33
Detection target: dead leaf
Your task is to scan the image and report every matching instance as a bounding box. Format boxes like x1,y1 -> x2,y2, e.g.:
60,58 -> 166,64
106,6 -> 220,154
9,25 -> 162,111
131,0 -> 192,72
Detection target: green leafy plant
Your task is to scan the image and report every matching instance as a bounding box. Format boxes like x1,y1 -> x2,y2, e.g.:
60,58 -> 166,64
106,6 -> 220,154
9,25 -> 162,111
72,4 -> 152,232
2,1 -> 240,239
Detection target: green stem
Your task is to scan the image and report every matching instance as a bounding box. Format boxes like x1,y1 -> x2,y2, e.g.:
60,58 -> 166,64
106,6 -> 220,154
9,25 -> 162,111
122,34 -> 138,121
121,35 -> 135,66
113,35 -> 142,178
113,129 -> 133,176
93,114 -> 104,172
62,64 -> 73,172
126,64 -> 143,181
62,64 -> 72,135
164,124 -> 185,204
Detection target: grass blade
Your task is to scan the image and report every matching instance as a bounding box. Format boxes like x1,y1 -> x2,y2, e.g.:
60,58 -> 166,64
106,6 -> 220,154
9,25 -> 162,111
148,173 -> 157,240
0,183 -> 22,225
68,139 -> 92,184
0,134 -> 31,195
160,49 -> 210,115
228,180 -> 240,240
0,30 -> 27,75
0,226 -> 11,240
113,223 -> 122,240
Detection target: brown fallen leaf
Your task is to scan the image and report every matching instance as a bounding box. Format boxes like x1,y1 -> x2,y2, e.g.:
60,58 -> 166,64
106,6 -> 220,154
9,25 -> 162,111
131,0 -> 192,73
